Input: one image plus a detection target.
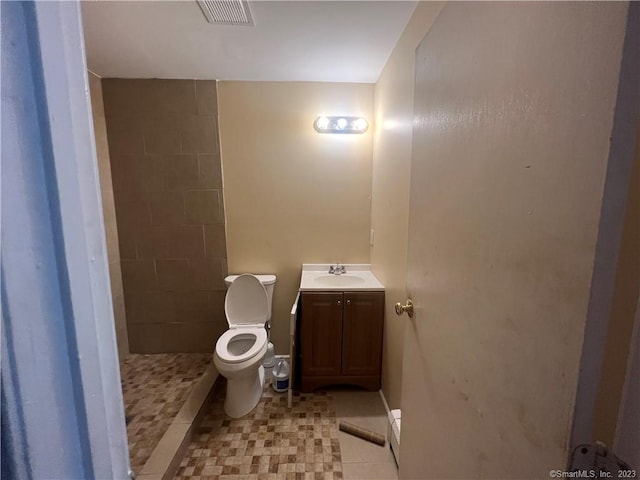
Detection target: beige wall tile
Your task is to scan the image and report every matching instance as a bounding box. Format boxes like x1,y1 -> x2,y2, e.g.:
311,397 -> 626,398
103,78 -> 226,353
188,258 -> 225,290
204,224 -> 226,258
128,323 -> 217,353
198,153 -> 223,188
141,79 -> 197,116
210,291 -> 225,316
117,224 -> 138,260
111,154 -> 165,194
184,190 -> 222,224
121,259 -> 157,292
127,324 -> 165,353
156,258 -> 191,291
196,80 -> 218,115
179,116 -> 218,153
166,226 -> 205,258
174,291 -> 215,323
135,226 -> 169,259
137,226 -> 205,259
165,154 -> 200,190
102,79 -> 145,118
143,121 -> 181,155
105,120 -> 145,157
149,191 -> 185,226
125,291 -> 176,324
138,157 -> 165,192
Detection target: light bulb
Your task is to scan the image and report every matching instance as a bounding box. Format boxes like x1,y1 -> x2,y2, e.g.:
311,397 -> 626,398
316,116 -> 329,130
336,118 -> 347,129
354,118 -> 368,131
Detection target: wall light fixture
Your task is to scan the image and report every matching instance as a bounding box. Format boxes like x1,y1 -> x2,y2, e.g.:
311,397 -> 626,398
314,116 -> 369,134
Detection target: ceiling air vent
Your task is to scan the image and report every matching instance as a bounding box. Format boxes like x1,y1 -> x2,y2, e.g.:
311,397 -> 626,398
197,0 -> 255,26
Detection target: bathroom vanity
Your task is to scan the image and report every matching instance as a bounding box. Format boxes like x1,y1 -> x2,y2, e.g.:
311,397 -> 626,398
292,265 -> 384,392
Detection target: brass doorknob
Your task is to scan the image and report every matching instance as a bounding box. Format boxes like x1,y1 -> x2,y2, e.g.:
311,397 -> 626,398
395,299 -> 414,318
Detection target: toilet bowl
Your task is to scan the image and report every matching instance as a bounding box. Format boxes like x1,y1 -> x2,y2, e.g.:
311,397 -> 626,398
214,273 -> 276,418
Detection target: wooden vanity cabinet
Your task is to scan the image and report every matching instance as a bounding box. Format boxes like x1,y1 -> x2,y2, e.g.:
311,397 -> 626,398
299,291 -> 384,392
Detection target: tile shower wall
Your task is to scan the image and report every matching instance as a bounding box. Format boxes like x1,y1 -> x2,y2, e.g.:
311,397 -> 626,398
102,79 -> 227,353
89,72 -> 129,359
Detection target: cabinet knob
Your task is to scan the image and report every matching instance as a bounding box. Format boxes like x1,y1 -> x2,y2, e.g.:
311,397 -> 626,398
346,300 -> 351,305
337,300 -> 341,305
395,299 -> 414,318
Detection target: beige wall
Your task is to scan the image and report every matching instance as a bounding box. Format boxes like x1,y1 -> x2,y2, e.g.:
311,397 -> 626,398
218,81 -> 374,353
89,72 -> 129,359
399,2 -> 629,477
371,2 -> 444,410
593,125 -> 640,445
102,79 -> 228,353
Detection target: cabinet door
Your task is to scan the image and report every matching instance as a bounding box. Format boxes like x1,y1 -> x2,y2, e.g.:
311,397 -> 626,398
301,292 -> 343,377
342,292 -> 384,377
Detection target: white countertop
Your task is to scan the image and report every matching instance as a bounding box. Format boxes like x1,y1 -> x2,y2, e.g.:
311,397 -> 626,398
299,264 -> 384,291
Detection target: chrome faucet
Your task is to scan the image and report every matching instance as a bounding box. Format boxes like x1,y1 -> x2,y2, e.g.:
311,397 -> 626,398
329,263 -> 346,275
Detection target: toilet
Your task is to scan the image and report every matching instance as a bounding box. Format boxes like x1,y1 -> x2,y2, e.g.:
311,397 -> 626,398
214,273 -> 276,418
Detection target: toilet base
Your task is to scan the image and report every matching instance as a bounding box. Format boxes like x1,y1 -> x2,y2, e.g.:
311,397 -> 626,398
224,365 -> 265,418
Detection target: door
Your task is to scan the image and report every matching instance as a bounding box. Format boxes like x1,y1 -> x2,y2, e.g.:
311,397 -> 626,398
342,292 -> 384,377
398,3 -> 634,479
300,292 -> 343,377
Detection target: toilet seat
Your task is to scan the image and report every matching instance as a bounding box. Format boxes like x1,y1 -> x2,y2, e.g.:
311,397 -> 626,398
216,327 -> 267,364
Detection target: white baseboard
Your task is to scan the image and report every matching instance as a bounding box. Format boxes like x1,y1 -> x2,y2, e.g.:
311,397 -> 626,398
378,389 -> 391,417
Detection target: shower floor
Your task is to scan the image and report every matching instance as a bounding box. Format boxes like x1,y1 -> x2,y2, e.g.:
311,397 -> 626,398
120,353 -> 212,470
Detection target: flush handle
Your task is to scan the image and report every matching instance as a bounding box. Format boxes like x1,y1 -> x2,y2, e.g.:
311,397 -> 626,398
395,299 -> 414,318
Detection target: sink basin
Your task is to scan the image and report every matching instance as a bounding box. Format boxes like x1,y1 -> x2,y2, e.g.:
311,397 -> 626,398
314,275 -> 367,287
299,265 -> 384,291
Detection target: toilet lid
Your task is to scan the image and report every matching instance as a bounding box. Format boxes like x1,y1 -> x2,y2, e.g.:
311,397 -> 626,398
225,273 -> 269,327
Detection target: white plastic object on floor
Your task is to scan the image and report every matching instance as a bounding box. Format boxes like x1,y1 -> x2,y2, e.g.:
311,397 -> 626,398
388,409 -> 401,465
263,342 -> 275,367
272,358 -> 289,392
262,343 -> 275,383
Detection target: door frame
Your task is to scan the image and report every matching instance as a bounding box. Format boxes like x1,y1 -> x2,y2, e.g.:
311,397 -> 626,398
1,1 -> 130,477
569,1 -> 640,455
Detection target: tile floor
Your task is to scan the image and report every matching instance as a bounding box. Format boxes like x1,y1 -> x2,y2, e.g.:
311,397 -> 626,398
175,382 -> 397,480
330,388 -> 398,480
120,353 -> 212,469
175,380 -> 343,480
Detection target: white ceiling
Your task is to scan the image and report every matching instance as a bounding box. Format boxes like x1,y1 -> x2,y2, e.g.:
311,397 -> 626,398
81,1 -> 417,83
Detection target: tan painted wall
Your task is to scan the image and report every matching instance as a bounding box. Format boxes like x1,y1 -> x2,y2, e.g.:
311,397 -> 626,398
593,126 -> 640,445
102,79 -> 228,353
371,2 -> 445,410
218,81 -> 374,353
88,72 -> 129,359
399,2 -> 629,477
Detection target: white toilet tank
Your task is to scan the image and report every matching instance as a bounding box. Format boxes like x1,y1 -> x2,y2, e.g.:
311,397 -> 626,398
225,274 -> 276,320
